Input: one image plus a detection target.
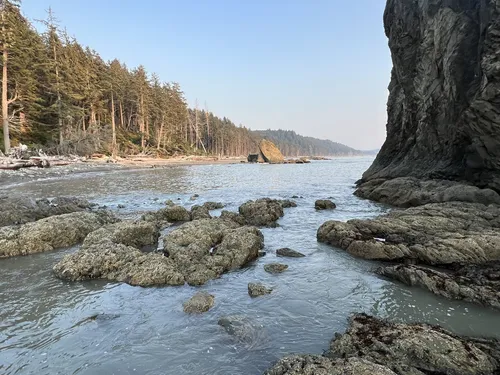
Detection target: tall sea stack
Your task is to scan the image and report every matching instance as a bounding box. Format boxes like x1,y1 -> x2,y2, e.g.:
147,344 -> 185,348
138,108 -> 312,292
361,0 -> 500,192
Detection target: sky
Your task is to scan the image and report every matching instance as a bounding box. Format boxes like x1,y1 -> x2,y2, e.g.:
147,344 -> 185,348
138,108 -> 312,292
22,0 -> 392,150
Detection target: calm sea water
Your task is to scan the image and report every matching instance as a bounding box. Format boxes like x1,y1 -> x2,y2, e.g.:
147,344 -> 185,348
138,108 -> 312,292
1,157 -> 499,375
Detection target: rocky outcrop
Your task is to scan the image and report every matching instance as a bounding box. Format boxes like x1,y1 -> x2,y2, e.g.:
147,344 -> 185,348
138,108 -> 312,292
248,282 -> 272,297
0,211 -> 117,258
327,314 -> 500,375
355,178 -> 500,207
317,202 -> 500,265
54,218 -> 264,287
358,0 -> 500,193
183,292 -> 215,313
239,198 -> 284,227
377,263 -> 500,310
0,196 -> 93,227
259,140 -> 285,164
315,199 -> 336,210
265,356 -> 396,375
265,314 -> 500,375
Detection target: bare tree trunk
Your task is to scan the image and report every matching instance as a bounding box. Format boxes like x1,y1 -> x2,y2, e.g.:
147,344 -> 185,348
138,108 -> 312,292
2,37 -> 10,154
119,101 -> 124,128
139,93 -> 145,149
157,116 -> 164,151
111,92 -> 117,156
194,101 -> 198,150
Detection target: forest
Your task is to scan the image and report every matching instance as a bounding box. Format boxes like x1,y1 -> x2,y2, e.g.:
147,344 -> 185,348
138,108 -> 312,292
0,1 -> 359,158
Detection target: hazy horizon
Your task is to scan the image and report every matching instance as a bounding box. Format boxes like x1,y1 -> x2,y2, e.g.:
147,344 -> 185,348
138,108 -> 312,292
22,0 -> 391,150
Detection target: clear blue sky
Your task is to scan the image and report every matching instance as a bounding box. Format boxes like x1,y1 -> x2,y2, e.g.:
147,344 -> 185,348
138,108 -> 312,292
22,0 -> 391,150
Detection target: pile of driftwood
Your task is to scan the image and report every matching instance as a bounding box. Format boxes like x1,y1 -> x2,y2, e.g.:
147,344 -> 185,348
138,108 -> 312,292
0,145 -> 84,171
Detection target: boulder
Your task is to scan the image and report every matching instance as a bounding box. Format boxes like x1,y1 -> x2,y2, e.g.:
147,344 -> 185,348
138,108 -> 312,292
377,263 -> 500,310
0,196 -> 93,227
248,282 -> 272,297
183,292 -> 215,314
276,248 -> 305,258
239,198 -> 284,227
327,314 -> 500,375
317,202 -> 500,265
191,205 -> 211,220
264,263 -> 288,274
265,356 -> 397,375
358,0 -> 500,192
0,211 -> 118,258
315,200 -> 336,210
259,139 -> 285,164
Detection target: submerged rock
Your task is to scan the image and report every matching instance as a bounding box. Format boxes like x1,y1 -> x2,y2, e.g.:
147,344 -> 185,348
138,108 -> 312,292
355,178 -> 500,207
315,199 -> 336,210
0,196 -> 93,227
248,282 -> 272,297
0,211 -> 117,258
54,218 -> 264,287
264,263 -> 288,274
378,263 -> 500,310
317,202 -> 500,265
218,315 -> 266,347
265,356 -> 396,375
276,248 -> 305,258
190,205 -> 211,220
142,205 -> 191,223
183,292 -> 215,314
239,198 -> 284,227
278,199 -> 297,208
327,314 -> 500,375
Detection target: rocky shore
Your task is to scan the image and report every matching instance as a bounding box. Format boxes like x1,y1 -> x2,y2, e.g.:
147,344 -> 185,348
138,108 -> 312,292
266,314 -> 500,374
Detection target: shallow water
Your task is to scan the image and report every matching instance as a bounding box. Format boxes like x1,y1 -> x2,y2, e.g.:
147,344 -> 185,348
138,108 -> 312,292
1,157 -> 499,375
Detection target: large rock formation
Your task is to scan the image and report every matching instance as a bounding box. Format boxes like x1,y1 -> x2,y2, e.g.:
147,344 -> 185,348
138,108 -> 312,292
359,0 -> 500,193
259,139 -> 285,164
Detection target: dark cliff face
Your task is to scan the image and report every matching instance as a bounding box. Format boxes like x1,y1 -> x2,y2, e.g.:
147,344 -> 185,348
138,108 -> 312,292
362,0 -> 500,191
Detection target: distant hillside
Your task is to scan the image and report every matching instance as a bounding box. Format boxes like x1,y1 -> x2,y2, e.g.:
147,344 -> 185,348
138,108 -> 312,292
252,129 -> 362,157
